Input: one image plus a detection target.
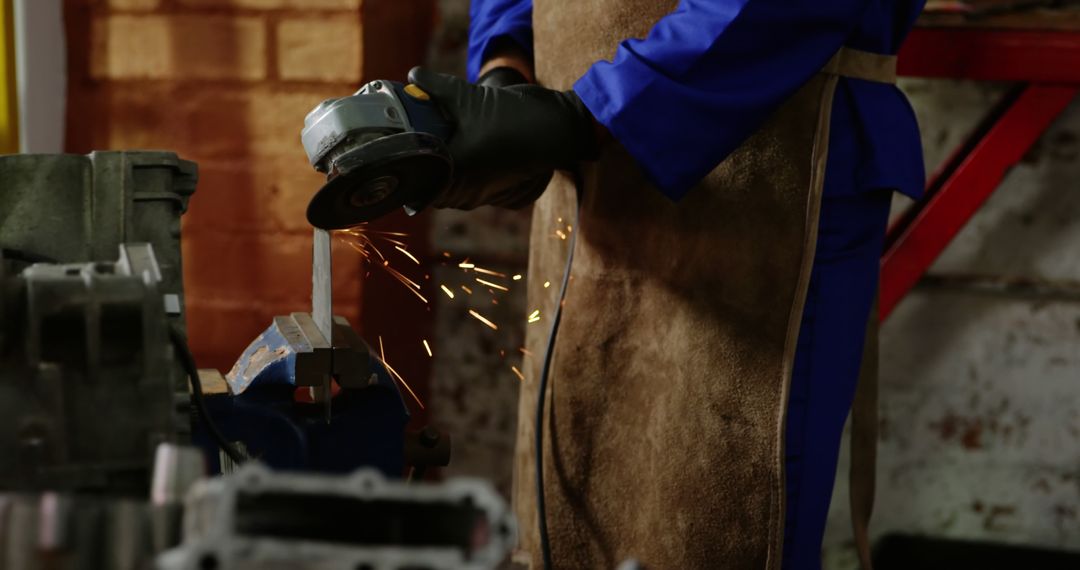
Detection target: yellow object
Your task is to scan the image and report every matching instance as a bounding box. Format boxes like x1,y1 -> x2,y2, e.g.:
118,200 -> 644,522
403,83 -> 430,101
0,0 -> 17,153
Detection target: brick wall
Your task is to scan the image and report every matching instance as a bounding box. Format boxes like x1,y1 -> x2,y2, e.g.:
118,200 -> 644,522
63,0 -> 435,374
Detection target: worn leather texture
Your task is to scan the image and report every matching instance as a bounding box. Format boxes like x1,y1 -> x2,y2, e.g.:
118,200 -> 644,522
512,0 -> 840,568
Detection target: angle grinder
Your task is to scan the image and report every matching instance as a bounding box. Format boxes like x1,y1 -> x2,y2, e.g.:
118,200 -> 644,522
301,80 -> 454,230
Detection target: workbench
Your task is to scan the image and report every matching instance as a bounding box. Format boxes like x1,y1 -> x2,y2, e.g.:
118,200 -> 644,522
884,6 -> 1080,319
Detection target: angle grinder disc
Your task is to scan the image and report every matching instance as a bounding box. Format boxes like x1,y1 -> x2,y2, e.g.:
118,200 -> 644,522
306,131 -> 452,230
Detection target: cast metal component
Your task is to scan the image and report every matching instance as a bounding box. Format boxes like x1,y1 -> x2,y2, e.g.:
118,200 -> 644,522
0,151 -> 197,331
0,444 -> 204,570
404,426 -> 452,482
156,464 -> 517,570
0,244 -> 177,493
0,151 -> 197,436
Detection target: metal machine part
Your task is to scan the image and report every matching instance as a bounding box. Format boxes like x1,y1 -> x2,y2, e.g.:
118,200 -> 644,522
302,80 -> 454,229
0,151 -> 197,331
0,244 -> 178,494
0,151 -> 198,439
156,464 -> 516,570
0,443 -> 204,570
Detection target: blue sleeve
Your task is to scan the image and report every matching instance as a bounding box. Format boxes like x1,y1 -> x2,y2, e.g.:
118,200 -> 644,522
574,0 -> 869,200
467,0 -> 534,83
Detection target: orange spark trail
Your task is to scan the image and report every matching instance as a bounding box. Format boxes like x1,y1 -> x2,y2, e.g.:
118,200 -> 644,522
394,245 -> 420,264
461,285 -> 473,295
440,285 -> 455,299
476,277 -> 509,292
468,309 -> 499,330
423,339 -> 432,357
379,335 -> 425,409
473,266 -> 507,278
511,366 -> 525,381
512,274 -> 523,281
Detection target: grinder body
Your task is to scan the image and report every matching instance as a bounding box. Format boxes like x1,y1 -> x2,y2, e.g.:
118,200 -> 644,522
302,80 -> 454,229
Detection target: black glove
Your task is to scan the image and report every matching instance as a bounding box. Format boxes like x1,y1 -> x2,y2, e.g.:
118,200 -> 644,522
408,66 -> 598,210
477,66 -> 529,88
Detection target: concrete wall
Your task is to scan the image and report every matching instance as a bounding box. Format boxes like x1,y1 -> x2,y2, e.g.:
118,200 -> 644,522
824,80 -> 1080,567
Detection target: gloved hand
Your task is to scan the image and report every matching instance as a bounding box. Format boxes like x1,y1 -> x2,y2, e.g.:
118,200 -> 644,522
407,66 -> 599,210
477,66 -> 530,88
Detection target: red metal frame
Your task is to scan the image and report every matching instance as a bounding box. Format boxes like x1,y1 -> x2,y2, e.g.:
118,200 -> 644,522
881,27 -> 1080,320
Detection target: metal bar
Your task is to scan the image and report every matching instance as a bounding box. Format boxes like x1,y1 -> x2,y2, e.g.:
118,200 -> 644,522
899,28 -> 1080,83
312,228 -> 333,420
880,84 -> 1078,320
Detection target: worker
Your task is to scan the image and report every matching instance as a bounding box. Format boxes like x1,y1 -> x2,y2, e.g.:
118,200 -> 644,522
408,0 -> 927,568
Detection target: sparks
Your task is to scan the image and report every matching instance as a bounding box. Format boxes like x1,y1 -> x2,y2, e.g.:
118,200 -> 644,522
520,347 -> 533,357
423,339 -> 432,357
528,309 -> 540,320
511,366 -> 525,381
468,309 -> 499,330
378,335 -> 425,409
476,277 -> 509,292
337,228 -> 426,304
440,285 -> 455,299
555,230 -> 567,240
461,285 -> 473,295
394,245 -> 420,264
473,266 -> 507,278
543,281 -> 551,288
459,261 -> 475,269
512,274 -> 523,281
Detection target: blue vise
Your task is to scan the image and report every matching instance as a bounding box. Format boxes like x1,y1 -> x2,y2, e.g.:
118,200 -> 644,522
192,313 -> 409,477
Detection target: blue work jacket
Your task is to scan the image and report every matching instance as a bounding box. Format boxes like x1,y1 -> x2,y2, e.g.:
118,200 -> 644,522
468,0 -> 927,201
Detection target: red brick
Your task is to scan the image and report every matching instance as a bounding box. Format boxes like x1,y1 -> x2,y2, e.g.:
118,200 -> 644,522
181,229 -> 363,305
277,16 -> 362,82
108,0 -> 160,9
90,15 -> 266,81
177,0 -> 361,9
100,85 -> 342,159
185,87 -> 341,158
182,156 -> 327,233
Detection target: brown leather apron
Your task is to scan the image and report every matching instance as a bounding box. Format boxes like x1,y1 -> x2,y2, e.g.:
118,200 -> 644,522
514,2 -> 897,568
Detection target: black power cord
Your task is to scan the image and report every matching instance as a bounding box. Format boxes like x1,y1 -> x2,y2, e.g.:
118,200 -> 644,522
167,324 -> 245,465
535,198 -> 580,570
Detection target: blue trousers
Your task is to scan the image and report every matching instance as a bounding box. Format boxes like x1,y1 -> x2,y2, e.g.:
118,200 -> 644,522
781,188 -> 892,570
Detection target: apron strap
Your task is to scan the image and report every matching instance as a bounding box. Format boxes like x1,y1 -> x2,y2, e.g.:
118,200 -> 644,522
822,47 -> 898,84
